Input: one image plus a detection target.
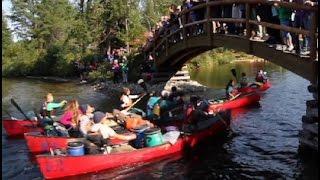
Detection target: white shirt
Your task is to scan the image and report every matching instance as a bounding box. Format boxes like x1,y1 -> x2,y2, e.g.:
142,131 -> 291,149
120,94 -> 139,108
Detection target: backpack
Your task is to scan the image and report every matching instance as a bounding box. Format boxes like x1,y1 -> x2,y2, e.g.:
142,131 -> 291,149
122,64 -> 129,73
44,125 -> 59,136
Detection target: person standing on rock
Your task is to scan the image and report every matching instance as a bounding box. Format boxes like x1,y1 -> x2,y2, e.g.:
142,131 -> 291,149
112,60 -> 121,84
137,79 -> 148,93
121,61 -> 129,83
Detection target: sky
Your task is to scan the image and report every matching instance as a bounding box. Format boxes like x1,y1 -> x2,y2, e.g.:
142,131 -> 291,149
2,0 -> 12,16
2,0 -> 17,41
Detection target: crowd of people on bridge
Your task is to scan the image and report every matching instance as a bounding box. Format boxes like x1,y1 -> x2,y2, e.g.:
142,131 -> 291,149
143,0 -> 318,58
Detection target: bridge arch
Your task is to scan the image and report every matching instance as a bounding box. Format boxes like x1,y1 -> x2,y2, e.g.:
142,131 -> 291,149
144,0 -> 318,83
143,0 -> 318,152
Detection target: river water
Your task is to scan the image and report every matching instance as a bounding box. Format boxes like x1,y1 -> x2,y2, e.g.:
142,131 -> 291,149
2,61 -> 318,179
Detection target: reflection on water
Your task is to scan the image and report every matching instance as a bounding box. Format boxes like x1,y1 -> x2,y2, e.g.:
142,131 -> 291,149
2,61 -> 317,179
2,78 -> 119,119
188,61 -> 285,89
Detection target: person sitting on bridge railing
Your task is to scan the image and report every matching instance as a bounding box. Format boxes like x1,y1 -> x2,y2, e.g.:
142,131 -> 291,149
274,0 -> 295,52
292,0 -> 314,56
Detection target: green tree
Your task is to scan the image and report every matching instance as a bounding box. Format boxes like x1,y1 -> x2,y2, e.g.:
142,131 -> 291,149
2,12 -> 12,56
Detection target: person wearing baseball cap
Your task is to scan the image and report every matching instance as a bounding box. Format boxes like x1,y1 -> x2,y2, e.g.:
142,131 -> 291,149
137,79 -> 148,93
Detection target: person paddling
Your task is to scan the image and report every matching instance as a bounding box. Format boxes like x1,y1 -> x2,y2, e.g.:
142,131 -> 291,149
40,93 -> 67,119
226,80 -> 239,100
146,91 -> 161,120
59,100 -> 82,130
239,72 -> 248,88
120,87 -> 146,117
255,70 -> 267,83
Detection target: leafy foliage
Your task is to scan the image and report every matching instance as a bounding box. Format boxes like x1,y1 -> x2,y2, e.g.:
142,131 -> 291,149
3,0 -> 185,78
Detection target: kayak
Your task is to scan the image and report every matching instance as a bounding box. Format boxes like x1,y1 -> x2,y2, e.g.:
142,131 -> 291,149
36,111 -> 230,179
208,92 -> 260,111
237,81 -> 271,93
2,119 -> 43,138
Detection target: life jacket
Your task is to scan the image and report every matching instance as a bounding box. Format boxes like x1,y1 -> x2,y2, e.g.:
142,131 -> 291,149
147,97 -> 161,110
125,117 -> 150,130
40,102 -> 47,117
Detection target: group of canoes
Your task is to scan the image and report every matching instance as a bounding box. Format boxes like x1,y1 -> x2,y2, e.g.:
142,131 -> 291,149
2,71 -> 271,179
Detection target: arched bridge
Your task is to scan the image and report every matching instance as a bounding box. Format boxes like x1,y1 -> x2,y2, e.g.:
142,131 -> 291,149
143,0 -> 318,152
144,0 -> 318,84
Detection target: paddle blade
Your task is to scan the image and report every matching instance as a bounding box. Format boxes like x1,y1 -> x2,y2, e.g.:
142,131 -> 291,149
10,98 -> 29,119
231,69 -> 237,78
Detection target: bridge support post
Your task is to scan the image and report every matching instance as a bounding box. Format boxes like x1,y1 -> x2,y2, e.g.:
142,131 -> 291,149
299,78 -> 318,156
245,3 -> 253,54
309,11 -> 318,61
182,14 -> 187,47
206,0 -> 213,47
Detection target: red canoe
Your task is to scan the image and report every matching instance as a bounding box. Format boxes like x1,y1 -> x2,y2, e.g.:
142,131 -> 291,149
36,112 -> 230,179
208,92 -> 260,112
24,132 -> 136,154
2,119 -> 43,138
237,81 -> 271,93
24,132 -> 83,154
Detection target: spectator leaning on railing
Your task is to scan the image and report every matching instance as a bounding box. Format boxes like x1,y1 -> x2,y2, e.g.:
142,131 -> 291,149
142,0 -> 317,59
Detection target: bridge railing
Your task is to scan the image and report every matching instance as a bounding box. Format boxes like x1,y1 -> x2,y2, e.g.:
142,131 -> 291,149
148,0 -> 318,62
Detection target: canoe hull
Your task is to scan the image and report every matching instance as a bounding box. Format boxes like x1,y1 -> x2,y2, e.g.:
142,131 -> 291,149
24,132 -> 78,154
237,81 -> 271,93
2,119 -> 43,138
36,112 -> 230,179
209,92 -> 260,111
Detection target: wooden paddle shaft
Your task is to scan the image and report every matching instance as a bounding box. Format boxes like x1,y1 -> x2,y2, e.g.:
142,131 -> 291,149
123,94 -> 146,112
10,99 -> 29,119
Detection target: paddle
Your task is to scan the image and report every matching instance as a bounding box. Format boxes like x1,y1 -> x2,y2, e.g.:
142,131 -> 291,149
215,112 -> 229,129
231,68 -> 237,81
10,98 -> 29,120
229,93 -> 241,101
250,81 -> 263,87
121,93 -> 147,113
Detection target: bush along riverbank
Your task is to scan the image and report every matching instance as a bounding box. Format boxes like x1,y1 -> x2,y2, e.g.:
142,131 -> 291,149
187,47 -> 264,70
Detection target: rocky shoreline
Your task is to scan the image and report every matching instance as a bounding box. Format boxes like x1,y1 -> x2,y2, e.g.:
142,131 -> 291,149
92,79 -> 212,95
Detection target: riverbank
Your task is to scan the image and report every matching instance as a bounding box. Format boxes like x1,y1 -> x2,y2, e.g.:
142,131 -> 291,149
92,79 -> 211,95
187,48 -> 265,70
25,76 -> 75,83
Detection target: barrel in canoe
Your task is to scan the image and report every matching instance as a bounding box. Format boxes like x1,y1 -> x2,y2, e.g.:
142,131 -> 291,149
237,81 -> 271,93
24,126 -> 126,154
36,111 -> 231,179
208,92 -> 260,111
2,119 -> 43,138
